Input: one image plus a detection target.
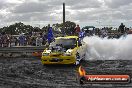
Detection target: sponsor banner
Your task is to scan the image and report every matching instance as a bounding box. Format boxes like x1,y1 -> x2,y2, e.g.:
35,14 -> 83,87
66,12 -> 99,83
80,75 -> 130,84
78,66 -> 131,84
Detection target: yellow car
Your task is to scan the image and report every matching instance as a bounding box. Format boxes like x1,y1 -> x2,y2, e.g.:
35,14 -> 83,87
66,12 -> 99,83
41,36 -> 87,65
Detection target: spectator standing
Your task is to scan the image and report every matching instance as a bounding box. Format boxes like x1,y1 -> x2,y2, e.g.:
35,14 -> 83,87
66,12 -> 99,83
101,28 -> 108,38
47,27 -> 54,44
75,25 -> 81,35
42,32 -> 47,45
14,37 -> 18,46
31,37 -> 36,46
2,34 -> 9,47
79,29 -> 85,40
0,34 -> 2,47
119,23 -> 125,34
36,36 -> 43,46
10,36 -> 15,47
19,34 -> 25,46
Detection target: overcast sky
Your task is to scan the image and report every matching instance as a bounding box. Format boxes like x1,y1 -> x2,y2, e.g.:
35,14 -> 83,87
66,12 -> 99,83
0,0 -> 132,28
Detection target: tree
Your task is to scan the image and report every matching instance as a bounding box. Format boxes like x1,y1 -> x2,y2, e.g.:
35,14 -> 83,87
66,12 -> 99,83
0,22 -> 34,35
52,21 -> 76,35
0,21 -> 77,36
64,21 -> 76,35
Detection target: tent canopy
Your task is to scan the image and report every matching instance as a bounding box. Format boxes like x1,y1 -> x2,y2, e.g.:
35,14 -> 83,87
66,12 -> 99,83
82,26 -> 95,30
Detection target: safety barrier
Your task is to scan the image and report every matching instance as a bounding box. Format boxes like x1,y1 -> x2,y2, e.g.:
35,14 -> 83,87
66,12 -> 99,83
0,46 -> 46,58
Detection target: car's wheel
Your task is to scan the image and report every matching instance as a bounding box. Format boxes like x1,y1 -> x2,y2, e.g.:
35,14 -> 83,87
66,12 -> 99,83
75,52 -> 80,65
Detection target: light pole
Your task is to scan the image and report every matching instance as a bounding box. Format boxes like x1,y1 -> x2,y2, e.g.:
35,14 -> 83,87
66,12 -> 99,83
63,3 -> 65,34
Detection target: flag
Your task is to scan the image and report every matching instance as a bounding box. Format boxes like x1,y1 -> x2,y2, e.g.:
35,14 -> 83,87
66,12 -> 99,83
47,27 -> 54,44
79,31 -> 85,38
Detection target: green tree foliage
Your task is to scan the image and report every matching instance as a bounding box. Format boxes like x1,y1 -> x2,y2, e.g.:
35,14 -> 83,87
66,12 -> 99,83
64,21 -> 76,35
0,21 -> 76,35
52,21 -> 76,35
42,26 -> 49,33
0,22 -> 34,35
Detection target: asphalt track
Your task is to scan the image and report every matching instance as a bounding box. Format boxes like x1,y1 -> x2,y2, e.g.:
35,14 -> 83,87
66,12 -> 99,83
0,57 -> 132,88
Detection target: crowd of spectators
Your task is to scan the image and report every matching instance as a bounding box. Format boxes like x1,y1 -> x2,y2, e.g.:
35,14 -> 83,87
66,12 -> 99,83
0,23 -> 131,47
81,23 -> 131,38
0,31 -> 48,47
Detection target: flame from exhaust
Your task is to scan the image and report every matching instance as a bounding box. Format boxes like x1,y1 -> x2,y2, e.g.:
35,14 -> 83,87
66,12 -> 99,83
78,66 -> 86,76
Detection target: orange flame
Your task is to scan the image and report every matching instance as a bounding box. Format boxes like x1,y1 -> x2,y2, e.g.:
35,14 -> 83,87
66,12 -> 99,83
78,66 -> 86,76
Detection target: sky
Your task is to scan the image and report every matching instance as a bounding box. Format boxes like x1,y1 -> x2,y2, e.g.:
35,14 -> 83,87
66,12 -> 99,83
0,0 -> 132,28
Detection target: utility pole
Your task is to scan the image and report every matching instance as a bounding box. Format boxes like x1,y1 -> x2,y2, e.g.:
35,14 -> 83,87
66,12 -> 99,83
63,3 -> 65,34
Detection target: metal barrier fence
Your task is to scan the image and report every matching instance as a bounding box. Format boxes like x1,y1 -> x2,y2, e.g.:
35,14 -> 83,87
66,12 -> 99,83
0,46 -> 46,58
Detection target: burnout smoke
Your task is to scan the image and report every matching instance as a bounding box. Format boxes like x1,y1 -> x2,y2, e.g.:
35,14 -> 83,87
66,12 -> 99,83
83,35 -> 132,60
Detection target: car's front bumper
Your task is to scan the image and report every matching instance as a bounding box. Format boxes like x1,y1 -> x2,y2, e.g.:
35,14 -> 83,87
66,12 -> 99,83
41,55 -> 76,65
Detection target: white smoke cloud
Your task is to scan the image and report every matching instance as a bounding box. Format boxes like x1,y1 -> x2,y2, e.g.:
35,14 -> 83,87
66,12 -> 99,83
83,35 -> 132,60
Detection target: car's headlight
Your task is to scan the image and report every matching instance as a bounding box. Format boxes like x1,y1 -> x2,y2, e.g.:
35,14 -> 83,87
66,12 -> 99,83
63,49 -> 73,56
63,53 -> 72,56
45,50 -> 51,53
42,53 -> 49,56
42,50 -> 51,56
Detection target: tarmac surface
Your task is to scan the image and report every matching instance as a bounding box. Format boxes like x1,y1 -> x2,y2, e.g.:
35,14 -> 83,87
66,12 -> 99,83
0,57 -> 132,88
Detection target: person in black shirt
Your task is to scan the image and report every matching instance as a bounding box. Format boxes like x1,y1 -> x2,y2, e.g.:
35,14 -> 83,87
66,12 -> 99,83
119,23 -> 125,34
